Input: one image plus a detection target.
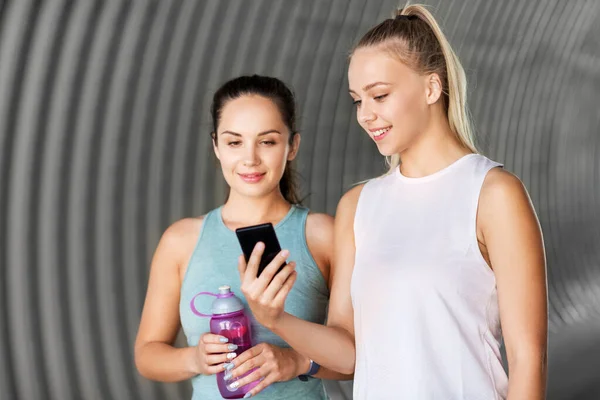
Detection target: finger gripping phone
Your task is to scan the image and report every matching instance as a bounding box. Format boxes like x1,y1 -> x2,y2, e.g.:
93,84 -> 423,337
235,223 -> 286,277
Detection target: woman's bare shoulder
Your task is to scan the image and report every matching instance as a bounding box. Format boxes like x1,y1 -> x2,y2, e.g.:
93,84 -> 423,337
157,216 -> 205,279
337,183 -> 366,217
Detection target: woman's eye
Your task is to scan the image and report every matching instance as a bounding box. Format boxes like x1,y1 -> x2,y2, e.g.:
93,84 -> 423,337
260,140 -> 276,146
374,94 -> 388,101
352,99 -> 362,107
227,141 -> 242,147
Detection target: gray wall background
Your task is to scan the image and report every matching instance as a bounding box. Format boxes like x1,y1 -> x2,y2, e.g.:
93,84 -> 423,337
0,0 -> 599,399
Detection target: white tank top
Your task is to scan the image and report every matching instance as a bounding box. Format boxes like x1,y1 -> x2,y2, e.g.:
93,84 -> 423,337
351,154 -> 508,400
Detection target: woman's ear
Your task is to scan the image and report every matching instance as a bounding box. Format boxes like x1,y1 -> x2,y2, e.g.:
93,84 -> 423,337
425,73 -> 443,105
287,133 -> 301,161
212,133 -> 220,160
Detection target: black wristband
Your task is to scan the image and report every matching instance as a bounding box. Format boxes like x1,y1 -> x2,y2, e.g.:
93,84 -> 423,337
298,359 -> 320,381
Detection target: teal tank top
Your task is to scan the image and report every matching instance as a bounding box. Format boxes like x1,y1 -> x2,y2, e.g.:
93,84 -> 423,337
179,205 -> 330,400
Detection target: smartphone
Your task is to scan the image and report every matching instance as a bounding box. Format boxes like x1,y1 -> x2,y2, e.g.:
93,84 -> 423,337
235,223 -> 286,277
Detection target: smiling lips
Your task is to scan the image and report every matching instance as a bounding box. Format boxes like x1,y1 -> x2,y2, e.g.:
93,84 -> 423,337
238,172 -> 266,183
369,126 -> 392,141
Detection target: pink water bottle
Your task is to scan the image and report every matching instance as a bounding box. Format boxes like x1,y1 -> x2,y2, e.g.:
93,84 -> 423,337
190,285 -> 259,399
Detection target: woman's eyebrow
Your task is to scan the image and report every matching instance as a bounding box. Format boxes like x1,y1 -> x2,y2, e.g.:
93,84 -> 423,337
221,130 -> 281,136
349,81 -> 391,94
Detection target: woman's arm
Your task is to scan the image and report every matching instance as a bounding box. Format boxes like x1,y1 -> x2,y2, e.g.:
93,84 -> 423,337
297,210 -> 354,381
134,219 -> 199,381
222,341 -> 350,395
479,169 -> 548,400
237,185 -> 364,376
135,218 -> 235,382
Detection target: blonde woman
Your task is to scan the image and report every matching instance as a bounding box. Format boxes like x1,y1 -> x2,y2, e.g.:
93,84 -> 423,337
232,4 -> 548,400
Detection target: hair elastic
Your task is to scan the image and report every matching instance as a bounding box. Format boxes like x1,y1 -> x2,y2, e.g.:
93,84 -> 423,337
395,14 -> 418,21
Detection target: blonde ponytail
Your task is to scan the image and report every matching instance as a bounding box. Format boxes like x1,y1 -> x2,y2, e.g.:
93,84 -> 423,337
352,4 -> 478,173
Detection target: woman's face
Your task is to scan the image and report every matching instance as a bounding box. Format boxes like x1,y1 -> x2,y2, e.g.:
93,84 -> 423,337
348,47 -> 439,156
213,95 -> 299,199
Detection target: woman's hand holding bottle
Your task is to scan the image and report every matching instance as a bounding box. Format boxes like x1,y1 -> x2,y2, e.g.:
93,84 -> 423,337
224,342 -> 309,398
193,333 -> 239,375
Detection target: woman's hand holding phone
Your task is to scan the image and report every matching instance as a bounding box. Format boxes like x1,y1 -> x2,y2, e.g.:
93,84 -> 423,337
238,242 -> 297,330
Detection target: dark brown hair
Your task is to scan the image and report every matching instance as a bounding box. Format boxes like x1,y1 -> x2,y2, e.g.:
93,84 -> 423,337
210,75 -> 301,204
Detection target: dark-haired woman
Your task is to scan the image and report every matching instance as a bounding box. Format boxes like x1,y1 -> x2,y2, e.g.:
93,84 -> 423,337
134,75 -> 351,399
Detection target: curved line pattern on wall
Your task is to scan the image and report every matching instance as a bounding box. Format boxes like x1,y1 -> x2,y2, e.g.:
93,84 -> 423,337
0,1 -> 598,399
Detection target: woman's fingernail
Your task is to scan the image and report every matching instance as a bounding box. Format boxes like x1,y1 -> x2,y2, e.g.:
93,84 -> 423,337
227,344 -> 238,351
243,393 -> 253,398
229,381 -> 240,389
281,249 -> 289,258
219,337 -> 229,343
224,372 -> 232,381
223,362 -> 235,371
227,352 -> 237,360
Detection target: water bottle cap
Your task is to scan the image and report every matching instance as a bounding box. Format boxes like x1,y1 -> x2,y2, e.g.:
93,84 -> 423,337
211,285 -> 245,315
218,285 -> 231,294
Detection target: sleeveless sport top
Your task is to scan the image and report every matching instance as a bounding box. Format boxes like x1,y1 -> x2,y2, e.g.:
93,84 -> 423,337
351,154 -> 508,399
180,205 -> 329,400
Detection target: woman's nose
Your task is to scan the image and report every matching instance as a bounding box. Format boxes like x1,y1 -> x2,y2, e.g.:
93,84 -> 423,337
242,146 -> 260,167
358,104 -> 376,124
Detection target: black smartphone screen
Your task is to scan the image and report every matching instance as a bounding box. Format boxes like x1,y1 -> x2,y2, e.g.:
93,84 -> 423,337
235,223 -> 286,277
